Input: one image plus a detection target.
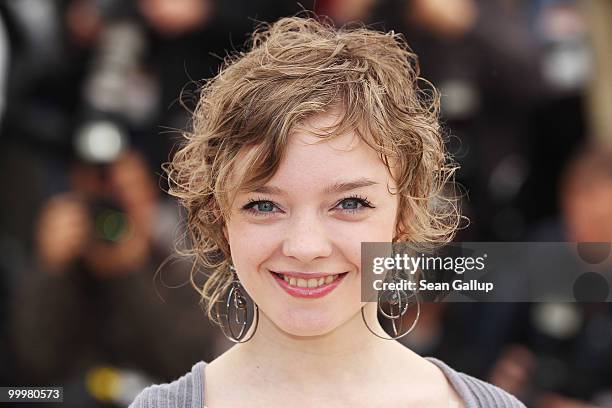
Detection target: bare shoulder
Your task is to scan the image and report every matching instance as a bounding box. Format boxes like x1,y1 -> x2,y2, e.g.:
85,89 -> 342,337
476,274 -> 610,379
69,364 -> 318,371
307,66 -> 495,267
415,356 -> 465,408
438,368 -> 466,408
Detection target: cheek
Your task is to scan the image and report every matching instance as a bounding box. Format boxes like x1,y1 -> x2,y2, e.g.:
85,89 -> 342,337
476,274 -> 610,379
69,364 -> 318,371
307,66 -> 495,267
331,215 -> 398,267
227,222 -> 279,270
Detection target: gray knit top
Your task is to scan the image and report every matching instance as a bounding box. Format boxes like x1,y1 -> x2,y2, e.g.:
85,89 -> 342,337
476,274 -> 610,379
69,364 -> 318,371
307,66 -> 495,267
129,357 -> 525,407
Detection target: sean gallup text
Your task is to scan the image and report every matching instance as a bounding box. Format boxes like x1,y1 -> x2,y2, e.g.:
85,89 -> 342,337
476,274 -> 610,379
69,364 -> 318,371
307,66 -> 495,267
373,279 -> 494,293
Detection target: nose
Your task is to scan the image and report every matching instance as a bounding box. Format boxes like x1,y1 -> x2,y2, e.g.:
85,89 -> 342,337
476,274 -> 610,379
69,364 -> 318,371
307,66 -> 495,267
282,211 -> 333,263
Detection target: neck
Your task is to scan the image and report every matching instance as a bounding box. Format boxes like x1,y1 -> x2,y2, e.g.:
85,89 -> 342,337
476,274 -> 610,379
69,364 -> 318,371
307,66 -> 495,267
227,303 -> 414,386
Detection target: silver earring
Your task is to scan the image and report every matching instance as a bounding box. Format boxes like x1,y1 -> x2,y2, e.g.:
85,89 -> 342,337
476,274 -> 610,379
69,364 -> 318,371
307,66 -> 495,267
361,271 -> 420,340
216,265 -> 259,343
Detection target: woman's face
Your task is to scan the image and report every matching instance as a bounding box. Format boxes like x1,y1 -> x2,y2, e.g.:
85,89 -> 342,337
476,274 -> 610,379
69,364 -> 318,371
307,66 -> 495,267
224,111 -> 400,336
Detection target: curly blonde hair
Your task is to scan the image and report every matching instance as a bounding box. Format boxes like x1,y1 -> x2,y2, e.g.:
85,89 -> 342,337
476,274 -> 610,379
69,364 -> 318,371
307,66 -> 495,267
163,16 -> 462,323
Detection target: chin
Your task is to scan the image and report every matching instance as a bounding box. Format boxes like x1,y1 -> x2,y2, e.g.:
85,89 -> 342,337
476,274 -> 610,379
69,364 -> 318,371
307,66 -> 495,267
272,308 -> 343,337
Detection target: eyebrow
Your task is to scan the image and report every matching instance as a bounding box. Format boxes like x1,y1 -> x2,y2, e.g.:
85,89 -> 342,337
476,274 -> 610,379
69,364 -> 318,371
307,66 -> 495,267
251,177 -> 379,195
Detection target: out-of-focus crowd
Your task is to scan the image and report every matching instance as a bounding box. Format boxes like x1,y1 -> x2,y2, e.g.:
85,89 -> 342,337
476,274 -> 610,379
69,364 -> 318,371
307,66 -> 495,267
0,0 -> 611,407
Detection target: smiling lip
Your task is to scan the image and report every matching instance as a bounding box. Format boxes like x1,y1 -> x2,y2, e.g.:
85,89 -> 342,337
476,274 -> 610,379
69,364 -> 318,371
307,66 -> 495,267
269,270 -> 348,298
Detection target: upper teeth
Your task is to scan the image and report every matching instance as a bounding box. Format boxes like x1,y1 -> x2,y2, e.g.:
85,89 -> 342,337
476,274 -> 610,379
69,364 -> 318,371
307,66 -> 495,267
281,274 -> 339,288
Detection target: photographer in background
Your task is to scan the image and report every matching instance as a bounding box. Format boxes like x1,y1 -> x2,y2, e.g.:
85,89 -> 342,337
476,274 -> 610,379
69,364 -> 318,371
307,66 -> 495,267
34,150 -> 161,278
9,148 -> 222,407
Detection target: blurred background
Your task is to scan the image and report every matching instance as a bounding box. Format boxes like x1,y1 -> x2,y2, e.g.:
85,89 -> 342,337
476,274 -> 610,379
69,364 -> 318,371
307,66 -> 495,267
1,0 -> 611,407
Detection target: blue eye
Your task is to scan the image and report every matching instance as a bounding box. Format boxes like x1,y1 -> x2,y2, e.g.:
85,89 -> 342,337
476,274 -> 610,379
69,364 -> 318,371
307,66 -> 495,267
336,195 -> 374,213
254,201 -> 275,212
339,198 -> 361,210
242,199 -> 279,216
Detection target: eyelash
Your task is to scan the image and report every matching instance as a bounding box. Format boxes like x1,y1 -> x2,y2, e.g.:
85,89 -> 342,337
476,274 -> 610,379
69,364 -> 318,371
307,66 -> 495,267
241,194 -> 375,217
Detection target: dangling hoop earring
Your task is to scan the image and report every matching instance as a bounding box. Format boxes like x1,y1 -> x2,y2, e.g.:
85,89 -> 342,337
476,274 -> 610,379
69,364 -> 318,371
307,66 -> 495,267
216,265 -> 259,343
361,272 -> 420,340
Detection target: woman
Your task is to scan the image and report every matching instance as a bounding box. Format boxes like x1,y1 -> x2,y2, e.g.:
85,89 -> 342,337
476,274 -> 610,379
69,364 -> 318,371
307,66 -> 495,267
131,16 -> 525,407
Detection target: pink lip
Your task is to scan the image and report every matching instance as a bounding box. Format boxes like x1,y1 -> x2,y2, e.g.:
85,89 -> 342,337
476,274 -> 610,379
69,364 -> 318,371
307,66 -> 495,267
270,271 -> 348,298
